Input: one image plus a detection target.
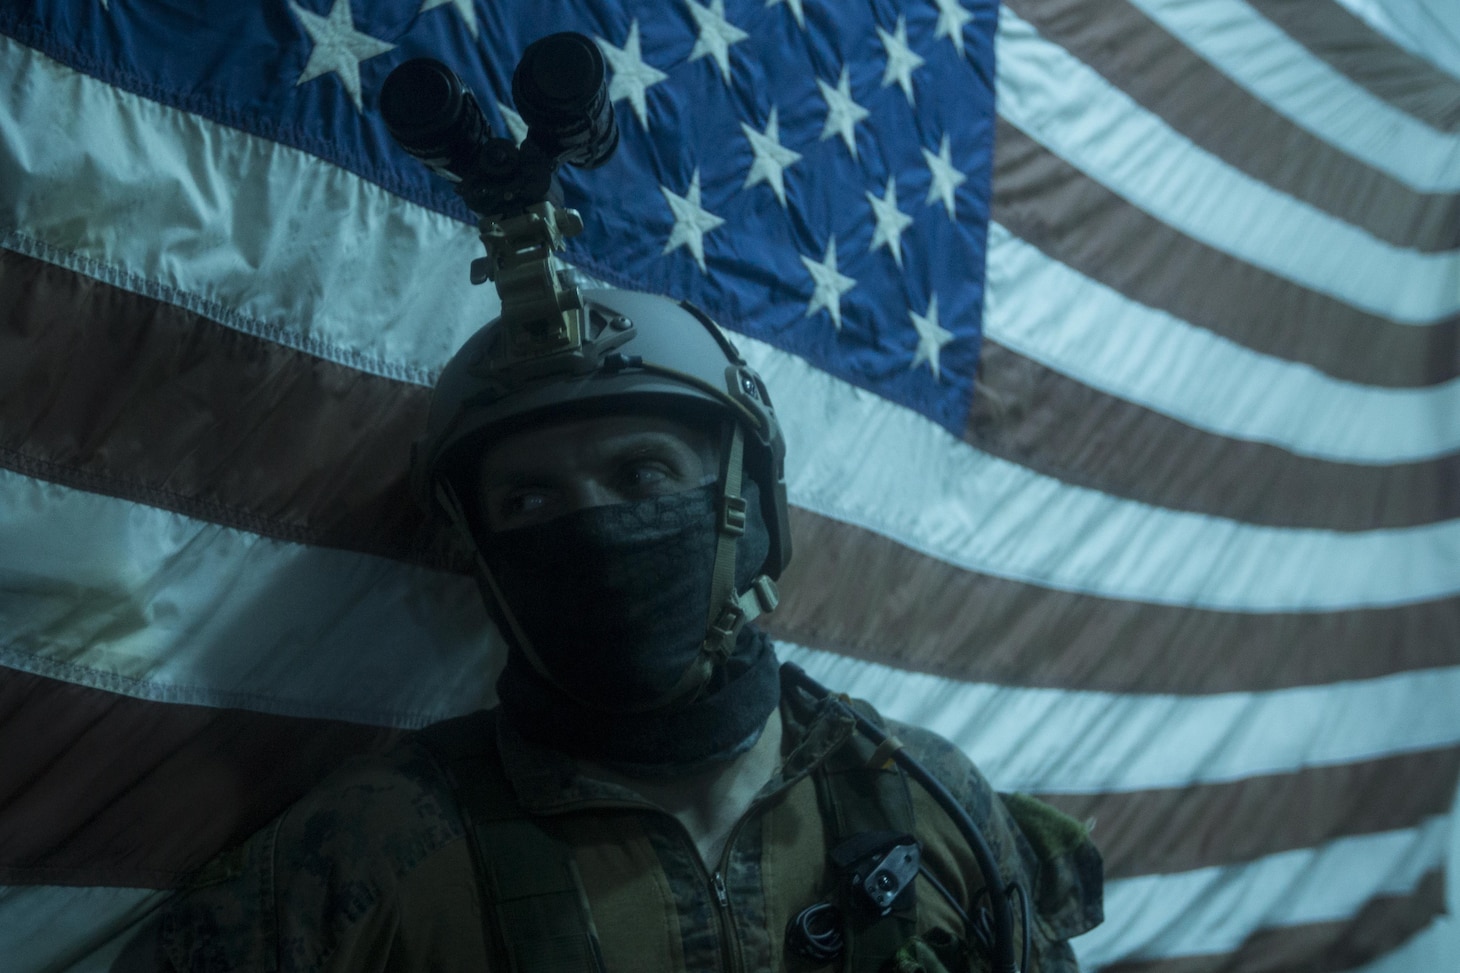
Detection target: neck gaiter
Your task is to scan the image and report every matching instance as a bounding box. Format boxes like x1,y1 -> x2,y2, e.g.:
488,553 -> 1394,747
479,482 -> 781,772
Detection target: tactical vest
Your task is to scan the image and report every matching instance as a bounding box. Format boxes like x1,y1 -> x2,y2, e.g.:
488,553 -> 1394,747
417,704 -> 932,973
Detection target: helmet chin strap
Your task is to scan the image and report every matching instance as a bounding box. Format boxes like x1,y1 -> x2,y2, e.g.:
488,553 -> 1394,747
594,419 -> 781,712
698,420 -> 779,673
435,479 -> 564,694
435,425 -> 779,718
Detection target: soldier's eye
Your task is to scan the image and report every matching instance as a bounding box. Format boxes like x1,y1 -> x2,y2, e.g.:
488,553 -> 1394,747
497,489 -> 552,524
620,461 -> 673,493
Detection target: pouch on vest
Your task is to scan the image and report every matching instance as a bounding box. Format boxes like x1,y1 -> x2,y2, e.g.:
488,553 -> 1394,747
807,698 -> 924,972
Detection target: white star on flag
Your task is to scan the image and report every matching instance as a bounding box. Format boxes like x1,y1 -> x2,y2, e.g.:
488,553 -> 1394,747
932,0 -> 974,58
801,235 -> 857,331
922,134 -> 967,219
596,20 -> 668,130
765,0 -> 805,30
496,101 -> 527,145
288,0 -> 395,112
817,67 -> 870,160
741,107 -> 802,208
419,0 -> 477,38
866,176 -> 915,268
909,294 -> 955,380
661,169 -> 725,273
877,15 -> 924,105
686,0 -> 749,83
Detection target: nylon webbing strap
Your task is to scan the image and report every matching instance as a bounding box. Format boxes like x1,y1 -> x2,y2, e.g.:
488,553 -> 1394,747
703,423 -> 747,662
417,711 -> 604,973
436,479 -> 569,711
812,700 -> 920,972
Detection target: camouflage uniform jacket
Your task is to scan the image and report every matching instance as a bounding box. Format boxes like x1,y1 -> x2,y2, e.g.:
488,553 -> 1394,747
151,678 -> 1103,972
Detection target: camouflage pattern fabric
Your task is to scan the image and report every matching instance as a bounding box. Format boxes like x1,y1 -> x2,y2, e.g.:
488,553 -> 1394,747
139,680 -> 1102,972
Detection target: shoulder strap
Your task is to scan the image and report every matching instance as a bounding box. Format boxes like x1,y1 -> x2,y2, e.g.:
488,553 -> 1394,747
415,711 -> 604,973
811,699 -> 920,973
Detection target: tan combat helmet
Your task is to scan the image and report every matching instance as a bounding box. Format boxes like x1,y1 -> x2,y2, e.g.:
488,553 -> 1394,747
414,287 -> 792,712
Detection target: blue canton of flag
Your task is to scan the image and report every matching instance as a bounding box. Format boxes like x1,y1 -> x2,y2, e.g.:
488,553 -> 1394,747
3,0 -> 996,433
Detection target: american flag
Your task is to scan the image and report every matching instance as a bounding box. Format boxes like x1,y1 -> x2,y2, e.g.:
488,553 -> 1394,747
2,0 -> 1457,970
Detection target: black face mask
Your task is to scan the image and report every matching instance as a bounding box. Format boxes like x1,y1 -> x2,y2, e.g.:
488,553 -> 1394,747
478,481 -> 780,771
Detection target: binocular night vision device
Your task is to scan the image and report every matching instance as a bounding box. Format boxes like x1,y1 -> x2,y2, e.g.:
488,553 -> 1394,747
380,32 -> 619,367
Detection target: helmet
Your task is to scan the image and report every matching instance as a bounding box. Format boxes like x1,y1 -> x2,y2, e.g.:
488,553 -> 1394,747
414,287 -> 792,710
416,287 -> 791,575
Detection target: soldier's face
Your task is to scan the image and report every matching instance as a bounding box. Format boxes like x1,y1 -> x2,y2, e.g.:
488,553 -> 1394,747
475,412 -> 720,532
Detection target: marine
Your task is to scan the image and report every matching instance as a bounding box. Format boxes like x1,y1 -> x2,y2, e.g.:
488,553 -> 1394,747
133,286 -> 1102,972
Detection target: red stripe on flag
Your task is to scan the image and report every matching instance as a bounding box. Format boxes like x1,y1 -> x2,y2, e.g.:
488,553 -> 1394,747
0,667 -> 395,889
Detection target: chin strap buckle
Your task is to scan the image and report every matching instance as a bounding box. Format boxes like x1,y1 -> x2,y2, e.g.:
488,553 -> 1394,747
718,495 -> 748,536
749,575 -> 780,614
707,602 -> 746,664
704,576 -> 782,665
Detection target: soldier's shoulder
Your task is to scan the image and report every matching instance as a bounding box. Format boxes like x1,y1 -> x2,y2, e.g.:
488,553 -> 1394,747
875,710 -> 1104,945
830,705 -> 998,828
275,730 -> 465,868
156,731 -> 473,971
880,715 -> 997,798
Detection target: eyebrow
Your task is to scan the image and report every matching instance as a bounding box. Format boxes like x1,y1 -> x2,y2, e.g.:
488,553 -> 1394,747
481,468 -> 549,490
480,431 -> 702,486
604,432 -> 717,470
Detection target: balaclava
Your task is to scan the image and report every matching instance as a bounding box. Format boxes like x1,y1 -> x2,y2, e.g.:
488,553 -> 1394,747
477,476 -> 780,775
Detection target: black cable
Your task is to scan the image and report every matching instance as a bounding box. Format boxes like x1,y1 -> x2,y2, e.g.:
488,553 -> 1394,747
781,663 -> 1023,973
917,864 -> 980,944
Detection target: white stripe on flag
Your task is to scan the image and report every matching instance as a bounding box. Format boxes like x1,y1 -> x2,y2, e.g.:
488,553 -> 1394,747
1331,0 -> 1460,81
0,469 -> 495,727
1128,0 -> 1460,189
985,222 -> 1460,465
0,34 -> 489,388
1073,815 -> 1452,967
0,884 -> 168,973
997,7 -> 1460,322
741,331 -> 1460,610
779,643 -> 1460,793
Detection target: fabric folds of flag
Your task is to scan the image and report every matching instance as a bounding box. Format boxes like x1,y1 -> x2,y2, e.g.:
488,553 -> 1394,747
1,1 -> 1457,971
